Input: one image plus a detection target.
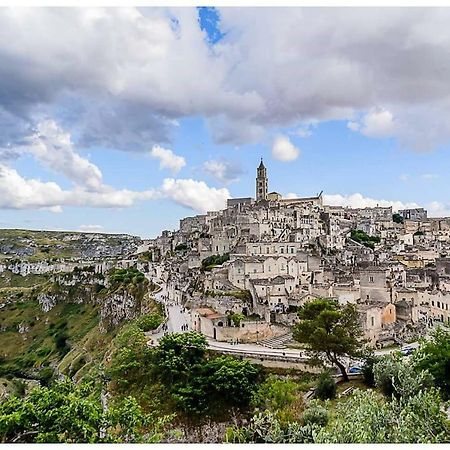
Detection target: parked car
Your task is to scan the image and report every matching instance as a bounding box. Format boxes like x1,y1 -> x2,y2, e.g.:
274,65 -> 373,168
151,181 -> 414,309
348,366 -> 362,374
401,346 -> 415,356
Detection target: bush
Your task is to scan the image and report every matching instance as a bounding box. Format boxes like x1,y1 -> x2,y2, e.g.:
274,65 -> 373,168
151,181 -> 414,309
135,313 -> 163,332
374,354 -> 433,399
315,372 -> 336,400
302,402 -> 329,427
361,356 -> 377,387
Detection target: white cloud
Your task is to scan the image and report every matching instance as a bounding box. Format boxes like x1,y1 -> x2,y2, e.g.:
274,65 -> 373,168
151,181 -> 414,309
348,108 -> 395,139
0,163 -> 227,214
150,145 -> 186,174
3,8 -> 450,149
158,178 -> 230,213
28,120 -> 103,191
421,173 -> 438,180
202,159 -> 244,184
323,192 -> 419,212
271,135 -> 300,162
78,224 -> 104,233
427,201 -> 450,217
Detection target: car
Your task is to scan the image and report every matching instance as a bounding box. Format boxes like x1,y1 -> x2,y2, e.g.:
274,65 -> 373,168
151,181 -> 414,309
348,366 -> 362,374
401,346 -> 415,356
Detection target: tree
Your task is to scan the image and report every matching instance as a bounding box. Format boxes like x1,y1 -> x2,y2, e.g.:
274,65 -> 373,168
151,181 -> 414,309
373,354 -> 433,399
171,355 -> 261,415
154,332 -> 207,383
413,326 -> 450,399
0,378 -> 172,443
106,324 -> 155,390
315,388 -> 450,443
314,371 -> 337,400
293,298 -> 367,381
392,213 -> 404,224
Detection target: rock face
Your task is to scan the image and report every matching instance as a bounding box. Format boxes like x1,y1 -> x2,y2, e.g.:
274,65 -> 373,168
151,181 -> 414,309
36,269 -> 146,332
99,289 -> 142,332
37,293 -> 59,313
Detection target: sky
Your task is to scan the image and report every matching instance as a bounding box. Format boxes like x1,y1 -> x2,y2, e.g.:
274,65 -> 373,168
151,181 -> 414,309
0,7 -> 450,238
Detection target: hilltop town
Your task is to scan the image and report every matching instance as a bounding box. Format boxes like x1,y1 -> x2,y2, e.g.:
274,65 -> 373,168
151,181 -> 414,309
141,160 -> 450,349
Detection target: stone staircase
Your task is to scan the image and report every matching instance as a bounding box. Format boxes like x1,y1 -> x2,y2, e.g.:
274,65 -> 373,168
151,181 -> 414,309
259,333 -> 293,349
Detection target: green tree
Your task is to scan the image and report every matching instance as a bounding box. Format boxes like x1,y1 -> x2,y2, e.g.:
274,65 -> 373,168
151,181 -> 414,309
413,327 -> 450,399
154,332 -> 207,383
106,324 -> 155,390
373,354 -> 433,399
314,371 -> 337,400
0,378 -> 171,443
171,355 -> 261,415
293,298 -> 366,381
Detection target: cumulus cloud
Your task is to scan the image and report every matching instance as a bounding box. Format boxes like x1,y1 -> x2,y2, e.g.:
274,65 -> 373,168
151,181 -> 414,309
202,159 -> 244,184
150,145 -> 186,174
348,108 -> 395,138
2,8 -> 450,151
28,120 -> 103,191
323,192 -> 419,211
0,163 -> 228,214
158,178 -> 230,213
271,135 -> 300,162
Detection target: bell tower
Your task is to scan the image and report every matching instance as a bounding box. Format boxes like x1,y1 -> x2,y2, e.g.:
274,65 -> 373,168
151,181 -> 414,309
256,158 -> 268,201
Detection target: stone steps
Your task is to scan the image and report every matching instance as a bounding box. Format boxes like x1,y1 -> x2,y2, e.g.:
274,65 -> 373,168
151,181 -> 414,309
259,333 -> 293,349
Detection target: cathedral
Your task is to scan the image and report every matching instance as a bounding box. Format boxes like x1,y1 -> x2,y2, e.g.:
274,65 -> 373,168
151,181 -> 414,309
255,159 -> 322,206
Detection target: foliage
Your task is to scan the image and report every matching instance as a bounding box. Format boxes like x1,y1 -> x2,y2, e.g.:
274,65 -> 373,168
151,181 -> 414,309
293,298 -> 366,380
154,332 -> 207,384
109,268 -> 146,285
252,375 -> 298,412
0,378 -> 172,443
314,372 -> 337,400
373,354 -> 433,399
225,410 -> 318,443
392,213 -> 404,224
135,313 -> 163,332
201,253 -> 230,270
106,324 -> 155,390
228,313 -> 245,327
301,401 -> 329,427
315,388 -> 450,443
350,229 -> 381,249
413,326 -> 450,399
174,243 -> 188,252
172,355 -> 261,415
361,355 -> 377,387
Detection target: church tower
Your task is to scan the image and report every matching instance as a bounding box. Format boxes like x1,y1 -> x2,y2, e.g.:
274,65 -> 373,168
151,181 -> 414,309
256,158 -> 268,201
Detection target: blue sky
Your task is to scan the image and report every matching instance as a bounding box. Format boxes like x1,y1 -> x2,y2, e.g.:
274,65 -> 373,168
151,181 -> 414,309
0,7 -> 449,238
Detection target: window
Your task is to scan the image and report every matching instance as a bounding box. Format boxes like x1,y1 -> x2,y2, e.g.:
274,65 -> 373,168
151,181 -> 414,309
432,301 -> 435,306
438,301 -> 441,308
371,317 -> 375,327
366,294 -> 370,300
369,276 -> 374,283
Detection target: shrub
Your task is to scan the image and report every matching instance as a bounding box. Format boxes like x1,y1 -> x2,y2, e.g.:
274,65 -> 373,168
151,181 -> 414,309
302,402 -> 329,427
361,355 -> 377,387
374,354 -> 433,399
315,372 -> 336,400
135,314 -> 163,332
